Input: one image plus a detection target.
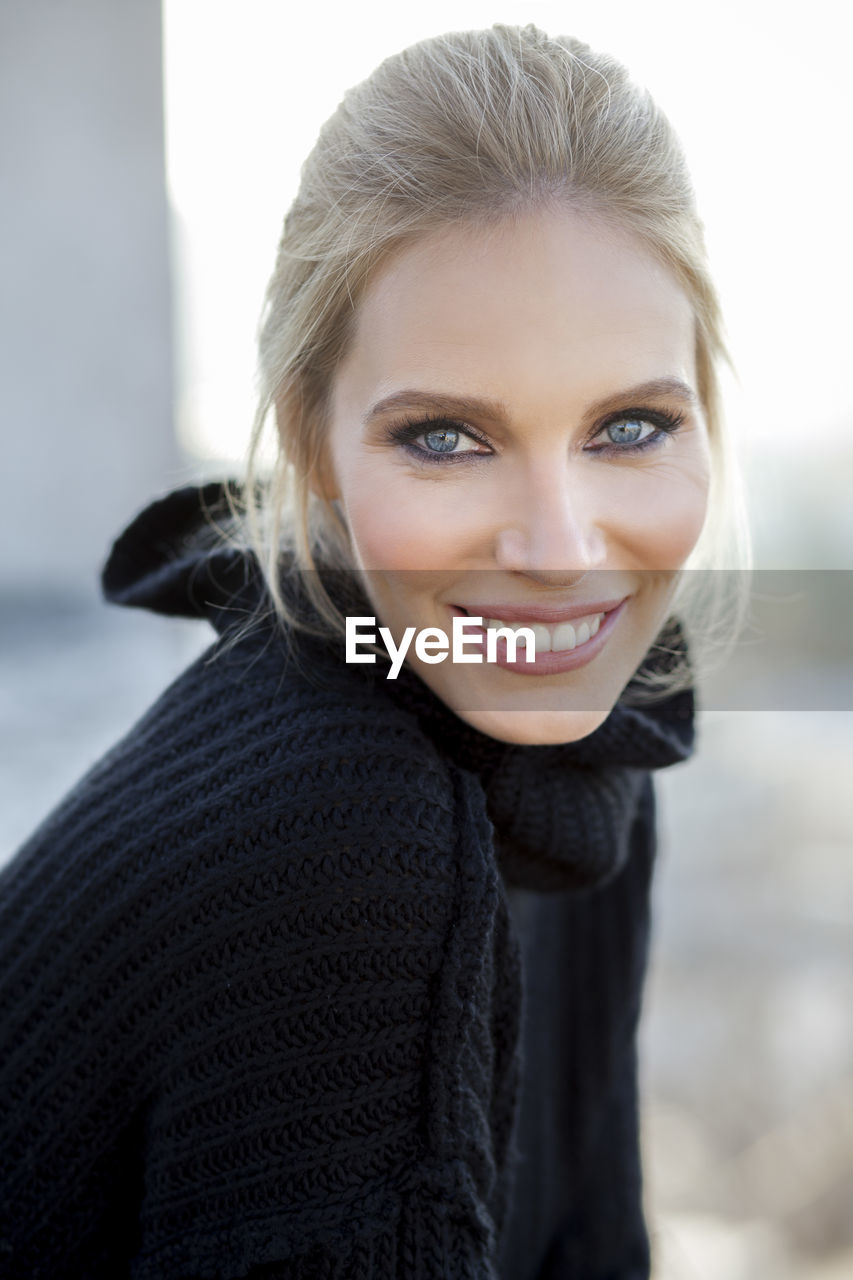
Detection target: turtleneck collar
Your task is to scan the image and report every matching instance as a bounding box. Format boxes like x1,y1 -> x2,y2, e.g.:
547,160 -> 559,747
363,644 -> 694,892
298,565 -> 696,893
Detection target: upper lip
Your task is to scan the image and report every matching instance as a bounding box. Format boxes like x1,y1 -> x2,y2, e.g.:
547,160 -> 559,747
453,597 -> 628,624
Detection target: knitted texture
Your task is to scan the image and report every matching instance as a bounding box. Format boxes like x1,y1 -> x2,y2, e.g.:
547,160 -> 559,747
0,484 -> 696,1279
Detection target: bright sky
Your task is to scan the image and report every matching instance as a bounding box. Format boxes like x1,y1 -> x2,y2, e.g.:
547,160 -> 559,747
162,0 -> 853,564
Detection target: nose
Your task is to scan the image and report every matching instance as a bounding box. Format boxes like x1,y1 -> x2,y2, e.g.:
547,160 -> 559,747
494,464 -> 608,580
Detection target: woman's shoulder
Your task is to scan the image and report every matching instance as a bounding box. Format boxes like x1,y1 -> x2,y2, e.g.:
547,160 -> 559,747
0,620 -> 515,1279
4,620 -> 467,919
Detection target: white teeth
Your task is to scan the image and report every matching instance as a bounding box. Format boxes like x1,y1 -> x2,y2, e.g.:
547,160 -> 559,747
529,624 -> 552,654
482,612 -> 605,653
551,622 -> 576,652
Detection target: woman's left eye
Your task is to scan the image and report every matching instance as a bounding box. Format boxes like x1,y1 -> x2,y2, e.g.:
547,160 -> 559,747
587,409 -> 685,454
602,419 -> 655,446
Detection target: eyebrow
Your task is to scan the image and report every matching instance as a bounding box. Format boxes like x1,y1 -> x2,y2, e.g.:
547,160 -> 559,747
363,377 -> 700,428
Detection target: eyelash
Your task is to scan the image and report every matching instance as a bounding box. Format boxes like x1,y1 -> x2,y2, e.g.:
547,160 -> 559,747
384,408 -> 687,465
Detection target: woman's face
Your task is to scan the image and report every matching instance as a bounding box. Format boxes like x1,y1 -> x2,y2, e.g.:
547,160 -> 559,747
323,206 -> 711,744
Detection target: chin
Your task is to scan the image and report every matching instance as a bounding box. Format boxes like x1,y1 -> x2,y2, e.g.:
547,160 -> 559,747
460,705 -> 613,747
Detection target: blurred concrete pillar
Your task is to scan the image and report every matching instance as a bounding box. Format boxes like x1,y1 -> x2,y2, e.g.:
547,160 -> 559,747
0,0 -> 180,601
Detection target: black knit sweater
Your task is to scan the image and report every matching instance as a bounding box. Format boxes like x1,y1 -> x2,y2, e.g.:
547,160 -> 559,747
0,484 -> 695,1279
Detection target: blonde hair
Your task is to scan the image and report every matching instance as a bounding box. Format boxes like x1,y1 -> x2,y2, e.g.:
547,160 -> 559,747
225,23 -> 751,696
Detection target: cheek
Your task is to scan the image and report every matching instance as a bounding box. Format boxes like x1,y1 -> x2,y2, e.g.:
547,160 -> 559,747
341,461 -> 474,571
333,434 -> 713,572
606,448 -> 711,568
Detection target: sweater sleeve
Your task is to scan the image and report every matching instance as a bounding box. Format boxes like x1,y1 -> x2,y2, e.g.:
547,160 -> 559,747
0,652 -> 520,1280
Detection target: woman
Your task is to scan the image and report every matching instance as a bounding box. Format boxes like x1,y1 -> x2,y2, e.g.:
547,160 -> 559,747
0,24 -> 748,1279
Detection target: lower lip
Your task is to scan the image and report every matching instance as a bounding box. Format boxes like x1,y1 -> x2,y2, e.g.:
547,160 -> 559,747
447,599 -> 628,675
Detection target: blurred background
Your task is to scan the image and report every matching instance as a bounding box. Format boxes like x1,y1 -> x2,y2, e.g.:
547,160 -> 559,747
1,2 -> 851,1275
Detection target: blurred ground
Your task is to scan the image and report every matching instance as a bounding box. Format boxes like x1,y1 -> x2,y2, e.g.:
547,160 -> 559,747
646,711 -> 853,1277
0,596 -> 209,857
1,599 -> 851,1278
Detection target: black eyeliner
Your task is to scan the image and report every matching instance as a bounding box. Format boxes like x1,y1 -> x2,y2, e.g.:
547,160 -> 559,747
583,406 -> 686,455
383,414 -> 493,464
384,405 -> 687,464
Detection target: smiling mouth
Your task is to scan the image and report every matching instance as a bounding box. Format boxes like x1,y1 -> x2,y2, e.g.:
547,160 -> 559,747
452,599 -> 627,654
461,611 -> 604,653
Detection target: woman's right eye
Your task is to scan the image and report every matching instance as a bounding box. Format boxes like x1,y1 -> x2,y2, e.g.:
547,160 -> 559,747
420,425 -> 478,454
386,417 -> 493,463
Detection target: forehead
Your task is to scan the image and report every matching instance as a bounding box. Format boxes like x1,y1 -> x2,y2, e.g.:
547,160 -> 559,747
335,207 -> 696,413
